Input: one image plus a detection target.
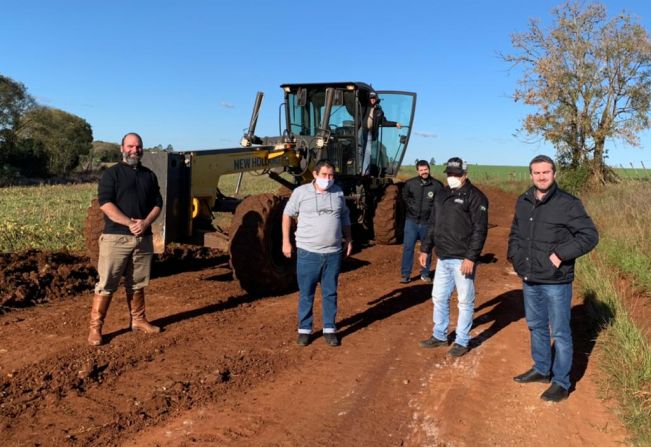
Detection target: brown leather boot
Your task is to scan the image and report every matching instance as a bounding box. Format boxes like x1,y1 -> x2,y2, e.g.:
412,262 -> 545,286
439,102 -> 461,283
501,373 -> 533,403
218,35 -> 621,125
88,293 -> 112,346
127,289 -> 160,334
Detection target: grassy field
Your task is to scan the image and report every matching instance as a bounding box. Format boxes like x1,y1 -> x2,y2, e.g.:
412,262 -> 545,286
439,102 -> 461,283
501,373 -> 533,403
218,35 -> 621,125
0,183 -> 97,252
576,181 -> 651,445
0,164 -> 646,253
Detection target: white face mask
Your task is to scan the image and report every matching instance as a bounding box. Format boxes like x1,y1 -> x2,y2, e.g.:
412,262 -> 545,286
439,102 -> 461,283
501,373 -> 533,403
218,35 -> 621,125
315,178 -> 334,190
447,176 -> 462,189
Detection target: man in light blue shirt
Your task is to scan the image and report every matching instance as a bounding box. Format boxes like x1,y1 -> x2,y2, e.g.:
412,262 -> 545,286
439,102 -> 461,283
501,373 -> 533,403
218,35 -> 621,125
282,160 -> 352,347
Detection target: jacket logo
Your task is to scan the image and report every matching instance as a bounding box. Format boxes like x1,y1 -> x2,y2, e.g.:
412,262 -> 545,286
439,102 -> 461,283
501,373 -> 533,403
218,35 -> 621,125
427,191 -> 434,198
454,198 -> 464,204
480,205 -> 487,212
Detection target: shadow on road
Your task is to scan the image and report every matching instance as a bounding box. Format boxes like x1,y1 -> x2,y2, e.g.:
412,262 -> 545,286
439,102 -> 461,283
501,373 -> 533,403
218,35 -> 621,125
104,291 -> 263,342
467,286 -> 610,389
337,283 -> 432,340
470,289 -> 524,348
570,287 -> 613,389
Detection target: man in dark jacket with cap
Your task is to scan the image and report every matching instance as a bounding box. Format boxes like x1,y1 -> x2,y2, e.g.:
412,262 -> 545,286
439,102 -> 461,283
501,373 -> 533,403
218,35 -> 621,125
400,160 -> 443,283
508,155 -> 598,402
359,91 -> 401,175
418,157 -> 488,357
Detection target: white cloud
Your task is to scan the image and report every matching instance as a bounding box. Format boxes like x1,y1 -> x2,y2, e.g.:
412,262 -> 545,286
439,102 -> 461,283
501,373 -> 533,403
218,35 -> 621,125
414,131 -> 437,138
220,101 -> 235,109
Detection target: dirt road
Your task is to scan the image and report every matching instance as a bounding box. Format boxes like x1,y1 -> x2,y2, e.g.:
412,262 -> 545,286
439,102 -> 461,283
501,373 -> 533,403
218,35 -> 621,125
0,188 -> 629,446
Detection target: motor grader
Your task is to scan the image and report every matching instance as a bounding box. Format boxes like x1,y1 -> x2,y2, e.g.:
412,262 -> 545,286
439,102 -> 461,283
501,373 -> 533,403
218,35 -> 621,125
85,82 -> 417,295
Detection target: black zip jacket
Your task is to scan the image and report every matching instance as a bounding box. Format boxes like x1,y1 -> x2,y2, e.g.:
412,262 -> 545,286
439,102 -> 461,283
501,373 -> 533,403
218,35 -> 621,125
421,179 -> 488,261
402,175 -> 443,224
361,105 -> 398,141
507,183 -> 598,284
98,162 -> 163,236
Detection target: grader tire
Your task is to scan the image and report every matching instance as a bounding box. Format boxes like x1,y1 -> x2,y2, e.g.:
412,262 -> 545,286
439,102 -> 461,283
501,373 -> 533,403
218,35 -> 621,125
84,198 -> 105,268
229,193 -> 296,296
373,184 -> 405,245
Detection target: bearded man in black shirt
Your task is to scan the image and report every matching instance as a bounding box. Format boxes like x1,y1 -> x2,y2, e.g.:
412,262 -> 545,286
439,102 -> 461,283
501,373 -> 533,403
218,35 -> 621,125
88,132 -> 163,346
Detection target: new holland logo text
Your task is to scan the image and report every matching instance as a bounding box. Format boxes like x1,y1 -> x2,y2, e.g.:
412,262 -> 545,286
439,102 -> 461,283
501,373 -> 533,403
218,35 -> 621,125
233,157 -> 269,170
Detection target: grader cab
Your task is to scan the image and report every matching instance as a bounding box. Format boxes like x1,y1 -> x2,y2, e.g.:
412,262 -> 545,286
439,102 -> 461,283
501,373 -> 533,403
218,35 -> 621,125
85,82 -> 417,295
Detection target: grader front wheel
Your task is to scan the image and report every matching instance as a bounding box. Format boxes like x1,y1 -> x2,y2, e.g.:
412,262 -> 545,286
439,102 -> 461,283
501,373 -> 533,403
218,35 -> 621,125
228,193 -> 296,296
373,184 -> 405,245
84,198 -> 105,268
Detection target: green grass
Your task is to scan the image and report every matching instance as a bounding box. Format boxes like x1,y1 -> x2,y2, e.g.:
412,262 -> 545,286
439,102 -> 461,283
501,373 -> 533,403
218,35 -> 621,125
577,253 -> 651,445
572,181 -> 651,445
0,183 -> 97,252
583,182 -> 651,292
0,165 -> 646,255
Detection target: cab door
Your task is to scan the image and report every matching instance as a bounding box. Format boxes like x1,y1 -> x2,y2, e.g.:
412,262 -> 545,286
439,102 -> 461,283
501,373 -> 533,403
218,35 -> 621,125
375,91 -> 417,176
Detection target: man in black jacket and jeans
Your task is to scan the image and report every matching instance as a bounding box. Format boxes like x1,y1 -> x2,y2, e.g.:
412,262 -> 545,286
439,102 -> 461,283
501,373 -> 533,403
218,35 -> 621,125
400,160 -> 443,283
418,157 -> 488,357
508,155 -> 598,402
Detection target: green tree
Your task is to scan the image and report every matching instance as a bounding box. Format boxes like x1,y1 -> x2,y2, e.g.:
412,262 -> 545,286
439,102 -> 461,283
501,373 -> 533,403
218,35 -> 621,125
0,74 -> 35,167
19,106 -> 93,176
91,140 -> 121,162
503,1 -> 651,184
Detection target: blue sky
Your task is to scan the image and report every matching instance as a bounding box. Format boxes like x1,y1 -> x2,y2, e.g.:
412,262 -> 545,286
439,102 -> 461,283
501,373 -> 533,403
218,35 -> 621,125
2,0 -> 650,167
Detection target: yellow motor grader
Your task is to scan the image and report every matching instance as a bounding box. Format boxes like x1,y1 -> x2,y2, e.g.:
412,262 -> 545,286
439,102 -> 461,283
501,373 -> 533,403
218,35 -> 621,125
84,82 -> 417,295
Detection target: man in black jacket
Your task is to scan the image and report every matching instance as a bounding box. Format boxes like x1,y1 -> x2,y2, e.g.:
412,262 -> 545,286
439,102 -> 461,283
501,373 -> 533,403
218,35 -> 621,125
418,157 -> 488,357
400,160 -> 443,283
359,91 -> 400,175
508,155 -> 598,402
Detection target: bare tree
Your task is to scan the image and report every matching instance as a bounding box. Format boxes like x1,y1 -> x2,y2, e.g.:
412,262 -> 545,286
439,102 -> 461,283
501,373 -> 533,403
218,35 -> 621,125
503,1 -> 651,184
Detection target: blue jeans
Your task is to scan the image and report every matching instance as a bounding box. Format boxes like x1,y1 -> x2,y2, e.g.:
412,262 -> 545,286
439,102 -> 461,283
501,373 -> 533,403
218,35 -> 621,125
358,129 -> 374,175
431,258 -> 476,347
296,248 -> 342,334
401,218 -> 431,278
523,282 -> 573,390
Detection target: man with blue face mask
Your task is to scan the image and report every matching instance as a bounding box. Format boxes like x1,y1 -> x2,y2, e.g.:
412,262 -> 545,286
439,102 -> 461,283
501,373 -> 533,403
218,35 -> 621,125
418,157 -> 488,357
282,160 -> 353,347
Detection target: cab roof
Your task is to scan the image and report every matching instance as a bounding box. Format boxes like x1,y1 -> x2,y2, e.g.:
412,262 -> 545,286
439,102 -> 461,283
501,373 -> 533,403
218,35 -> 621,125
279,82 -> 373,92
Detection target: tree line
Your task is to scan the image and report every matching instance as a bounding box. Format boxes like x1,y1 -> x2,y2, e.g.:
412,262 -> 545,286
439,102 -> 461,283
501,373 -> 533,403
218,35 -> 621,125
0,75 -> 93,181
0,75 -> 173,184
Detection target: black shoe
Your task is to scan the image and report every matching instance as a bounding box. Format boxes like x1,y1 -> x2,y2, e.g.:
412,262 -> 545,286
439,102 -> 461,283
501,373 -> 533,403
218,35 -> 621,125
448,343 -> 469,357
400,276 -> 411,284
541,383 -> 569,402
419,336 -> 448,348
296,333 -> 311,346
323,333 -> 340,347
513,368 -> 551,384
420,275 -> 432,284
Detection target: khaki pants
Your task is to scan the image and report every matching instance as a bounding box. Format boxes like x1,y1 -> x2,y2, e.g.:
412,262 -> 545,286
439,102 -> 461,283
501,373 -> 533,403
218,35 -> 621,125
94,234 -> 154,295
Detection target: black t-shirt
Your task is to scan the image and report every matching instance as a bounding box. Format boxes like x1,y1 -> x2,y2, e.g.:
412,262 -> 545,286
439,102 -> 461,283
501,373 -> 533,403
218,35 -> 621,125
97,162 -> 163,235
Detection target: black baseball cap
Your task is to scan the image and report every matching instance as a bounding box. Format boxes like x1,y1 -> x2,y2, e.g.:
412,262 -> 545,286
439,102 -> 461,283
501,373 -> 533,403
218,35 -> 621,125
444,157 -> 467,175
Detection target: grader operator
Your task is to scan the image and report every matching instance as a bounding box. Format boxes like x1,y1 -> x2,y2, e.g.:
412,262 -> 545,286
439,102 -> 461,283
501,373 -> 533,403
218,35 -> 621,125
85,82 -> 417,295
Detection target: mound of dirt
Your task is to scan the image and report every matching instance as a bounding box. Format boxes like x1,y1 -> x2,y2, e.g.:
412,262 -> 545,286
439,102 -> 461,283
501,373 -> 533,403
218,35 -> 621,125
0,250 -> 96,309
0,245 -> 226,312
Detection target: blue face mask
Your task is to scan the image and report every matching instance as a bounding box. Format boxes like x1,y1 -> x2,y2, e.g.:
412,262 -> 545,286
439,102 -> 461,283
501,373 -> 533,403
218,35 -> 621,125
315,178 -> 334,190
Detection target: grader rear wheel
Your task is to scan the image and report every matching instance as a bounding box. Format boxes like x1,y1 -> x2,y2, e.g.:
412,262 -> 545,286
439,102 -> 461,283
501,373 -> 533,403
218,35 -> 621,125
228,193 -> 296,296
84,198 -> 105,268
373,184 -> 405,245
